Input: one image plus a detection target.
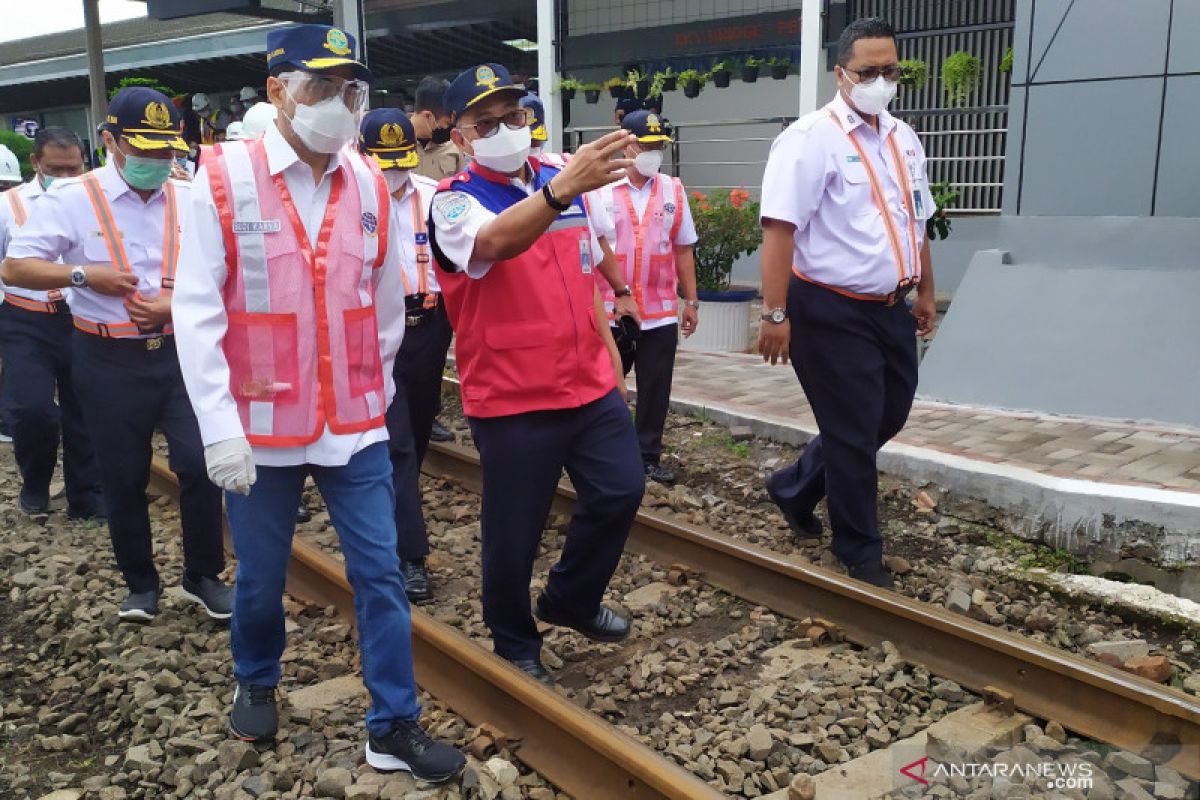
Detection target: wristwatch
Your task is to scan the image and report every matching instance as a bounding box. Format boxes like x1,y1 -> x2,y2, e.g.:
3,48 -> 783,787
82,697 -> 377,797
614,284 -> 633,298
761,307 -> 787,324
70,265 -> 88,288
542,180 -> 572,212
684,299 -> 700,309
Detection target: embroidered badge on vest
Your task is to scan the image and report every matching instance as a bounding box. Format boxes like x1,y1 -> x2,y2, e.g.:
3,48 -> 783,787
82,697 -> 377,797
664,202 -> 676,214
361,211 -> 378,236
435,192 -> 470,224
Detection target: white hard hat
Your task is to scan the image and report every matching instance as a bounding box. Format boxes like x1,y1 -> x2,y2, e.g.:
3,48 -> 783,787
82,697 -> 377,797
240,102 -> 278,139
239,86 -> 258,102
224,121 -> 246,141
0,145 -> 21,183
191,92 -> 210,112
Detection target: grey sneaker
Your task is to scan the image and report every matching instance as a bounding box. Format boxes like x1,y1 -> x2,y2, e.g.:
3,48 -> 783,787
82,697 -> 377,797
180,574 -> 233,620
230,683 -> 277,742
118,587 -> 160,623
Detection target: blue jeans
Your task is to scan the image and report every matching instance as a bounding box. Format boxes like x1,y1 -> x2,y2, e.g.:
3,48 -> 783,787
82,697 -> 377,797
225,442 -> 420,735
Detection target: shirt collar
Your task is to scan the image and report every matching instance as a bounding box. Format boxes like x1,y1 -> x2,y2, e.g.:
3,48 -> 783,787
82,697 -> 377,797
263,122 -> 345,180
21,177 -> 44,199
615,173 -> 656,192
829,91 -> 897,137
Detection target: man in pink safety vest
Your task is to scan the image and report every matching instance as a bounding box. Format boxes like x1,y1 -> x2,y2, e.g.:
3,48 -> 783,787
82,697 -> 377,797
171,24 -> 464,782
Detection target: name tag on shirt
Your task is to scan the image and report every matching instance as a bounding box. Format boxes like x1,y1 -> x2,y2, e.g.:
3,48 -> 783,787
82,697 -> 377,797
913,190 -> 925,218
232,220 -> 282,234
846,155 -> 862,163
579,238 -> 593,275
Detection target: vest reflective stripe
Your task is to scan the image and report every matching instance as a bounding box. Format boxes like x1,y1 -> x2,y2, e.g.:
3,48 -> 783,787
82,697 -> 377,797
399,190 -> 431,296
73,317 -> 143,337
605,176 -> 685,321
825,108 -> 920,285
3,291 -> 64,312
219,141 -> 272,312
885,133 -> 922,284
5,187 -> 27,227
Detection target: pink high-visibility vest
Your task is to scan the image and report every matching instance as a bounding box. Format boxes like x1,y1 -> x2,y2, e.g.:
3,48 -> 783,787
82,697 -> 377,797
205,138 -> 391,447
599,176 -> 685,321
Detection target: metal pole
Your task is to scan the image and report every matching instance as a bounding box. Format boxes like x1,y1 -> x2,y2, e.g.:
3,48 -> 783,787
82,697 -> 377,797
798,0 -> 823,114
536,0 -> 560,152
83,0 -> 107,139
333,0 -> 367,66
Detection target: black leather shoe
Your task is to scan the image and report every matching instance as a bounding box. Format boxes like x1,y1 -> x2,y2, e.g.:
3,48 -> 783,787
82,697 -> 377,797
400,559 -> 433,605
295,504 -> 312,523
229,683 -> 277,742
508,658 -> 554,685
428,419 -> 455,443
765,478 -> 823,540
18,488 -> 50,515
644,462 -> 677,486
847,561 -> 895,590
535,594 -> 630,643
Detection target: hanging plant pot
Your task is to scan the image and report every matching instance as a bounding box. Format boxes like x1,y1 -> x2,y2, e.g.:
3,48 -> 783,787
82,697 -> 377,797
741,64 -> 759,83
712,69 -> 732,88
562,87 -> 576,101
770,63 -> 789,80
585,89 -> 600,104
663,75 -> 677,91
683,80 -> 701,98
609,85 -> 629,99
635,79 -> 650,98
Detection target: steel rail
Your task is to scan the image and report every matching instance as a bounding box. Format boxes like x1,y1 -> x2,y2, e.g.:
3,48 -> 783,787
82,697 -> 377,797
422,441 -> 1200,779
146,459 -> 723,800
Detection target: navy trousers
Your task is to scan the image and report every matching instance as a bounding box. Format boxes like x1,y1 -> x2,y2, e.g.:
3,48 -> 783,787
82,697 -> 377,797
620,322 -> 678,467
0,304 -> 102,509
386,304 -> 454,561
768,276 -> 918,568
71,332 -> 225,593
468,389 -> 644,661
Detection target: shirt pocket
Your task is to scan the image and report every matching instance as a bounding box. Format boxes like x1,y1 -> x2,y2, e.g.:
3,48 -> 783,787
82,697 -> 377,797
837,160 -> 879,218
82,237 -> 152,290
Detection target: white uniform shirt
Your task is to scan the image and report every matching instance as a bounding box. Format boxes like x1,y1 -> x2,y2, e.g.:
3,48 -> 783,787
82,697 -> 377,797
172,124 -> 407,468
430,167 -> 605,280
597,174 -> 698,331
0,178 -> 57,302
760,92 -> 935,296
7,164 -> 187,333
394,173 -> 440,295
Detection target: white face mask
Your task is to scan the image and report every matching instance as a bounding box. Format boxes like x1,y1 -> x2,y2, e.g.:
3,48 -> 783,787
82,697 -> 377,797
633,150 -> 663,178
285,88 -> 359,154
470,123 -> 531,174
843,71 -> 898,117
384,169 -> 411,195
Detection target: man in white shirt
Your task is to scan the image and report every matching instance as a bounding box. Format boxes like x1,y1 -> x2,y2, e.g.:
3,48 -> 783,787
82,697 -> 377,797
171,24 -> 464,783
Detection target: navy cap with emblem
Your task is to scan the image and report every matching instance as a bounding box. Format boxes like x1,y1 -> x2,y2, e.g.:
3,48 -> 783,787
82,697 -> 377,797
443,63 -> 525,119
520,94 -> 547,142
265,24 -> 372,84
358,108 -> 419,169
620,109 -> 672,143
104,86 -> 187,152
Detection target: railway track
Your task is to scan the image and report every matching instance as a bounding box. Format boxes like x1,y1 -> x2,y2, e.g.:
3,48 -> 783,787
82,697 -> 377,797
150,438 -> 1200,791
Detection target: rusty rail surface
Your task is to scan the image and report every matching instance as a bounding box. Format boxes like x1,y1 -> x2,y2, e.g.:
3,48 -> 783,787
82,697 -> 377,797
423,441 -> 1200,780
147,459 -> 723,800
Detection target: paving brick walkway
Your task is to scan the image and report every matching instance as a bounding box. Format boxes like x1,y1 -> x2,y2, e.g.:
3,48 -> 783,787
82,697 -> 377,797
665,351 -> 1200,494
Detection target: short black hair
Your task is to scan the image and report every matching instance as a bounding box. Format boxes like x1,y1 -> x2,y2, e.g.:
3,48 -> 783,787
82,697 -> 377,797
415,76 -> 450,114
837,17 -> 897,66
34,126 -> 85,159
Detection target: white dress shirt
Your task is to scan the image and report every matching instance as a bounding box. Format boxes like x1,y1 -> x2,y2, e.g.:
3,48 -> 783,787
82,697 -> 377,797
0,178 -> 66,303
760,92 -> 935,296
173,124 -> 406,468
7,164 -> 187,331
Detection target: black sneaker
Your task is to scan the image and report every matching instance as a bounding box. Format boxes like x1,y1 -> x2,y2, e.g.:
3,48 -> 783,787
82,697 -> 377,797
428,419 -> 455,443
18,487 -> 50,515
400,559 -> 433,605
118,586 -> 160,623
229,683 -> 277,742
847,561 -> 895,590
365,718 -> 465,783
534,593 -> 630,643
508,657 -> 554,685
643,462 -> 677,486
181,574 -> 233,620
295,504 -> 312,523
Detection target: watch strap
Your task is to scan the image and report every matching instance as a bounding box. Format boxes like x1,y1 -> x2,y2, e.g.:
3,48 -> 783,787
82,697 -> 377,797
542,181 -> 571,212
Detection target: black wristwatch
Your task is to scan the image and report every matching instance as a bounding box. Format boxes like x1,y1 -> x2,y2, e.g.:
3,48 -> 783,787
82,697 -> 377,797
542,181 -> 571,212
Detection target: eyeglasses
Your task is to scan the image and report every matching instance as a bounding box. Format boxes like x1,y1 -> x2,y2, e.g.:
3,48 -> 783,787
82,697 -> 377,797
843,64 -> 902,82
458,108 -> 529,139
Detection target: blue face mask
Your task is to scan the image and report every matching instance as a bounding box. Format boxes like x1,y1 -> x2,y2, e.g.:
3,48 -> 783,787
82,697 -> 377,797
119,153 -> 173,190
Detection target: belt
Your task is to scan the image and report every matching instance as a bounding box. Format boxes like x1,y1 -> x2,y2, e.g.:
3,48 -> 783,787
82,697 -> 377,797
4,292 -> 69,314
793,270 -> 918,307
404,292 -> 440,326
74,316 -> 171,349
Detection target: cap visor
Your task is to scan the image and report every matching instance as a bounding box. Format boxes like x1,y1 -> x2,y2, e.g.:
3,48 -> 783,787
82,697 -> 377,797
636,134 -> 672,143
298,57 -> 373,84
122,132 -> 189,152
369,150 -> 419,170
463,85 -> 526,113
531,124 -> 548,141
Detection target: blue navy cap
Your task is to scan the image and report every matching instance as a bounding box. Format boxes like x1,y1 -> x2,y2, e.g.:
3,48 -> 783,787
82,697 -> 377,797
520,94 -> 546,142
620,109 -> 672,143
443,63 -> 525,118
105,86 -> 186,152
266,24 -> 372,84
358,108 -> 418,169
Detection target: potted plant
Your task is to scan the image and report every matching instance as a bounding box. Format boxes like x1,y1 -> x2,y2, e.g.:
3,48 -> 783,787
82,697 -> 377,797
898,58 -> 928,89
625,68 -> 650,100
768,56 -> 791,80
999,47 -> 1014,74
603,76 -> 628,99
926,180 -> 960,241
559,76 -> 582,102
653,67 -> 678,93
741,56 -> 765,83
942,50 -> 982,107
581,82 -> 603,104
679,68 -> 707,98
710,58 -> 735,88
683,188 -> 763,352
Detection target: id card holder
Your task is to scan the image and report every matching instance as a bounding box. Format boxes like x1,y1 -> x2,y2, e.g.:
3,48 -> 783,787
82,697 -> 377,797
579,238 -> 593,275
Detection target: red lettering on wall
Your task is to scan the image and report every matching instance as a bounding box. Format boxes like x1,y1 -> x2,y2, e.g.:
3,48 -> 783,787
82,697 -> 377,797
776,18 -> 800,35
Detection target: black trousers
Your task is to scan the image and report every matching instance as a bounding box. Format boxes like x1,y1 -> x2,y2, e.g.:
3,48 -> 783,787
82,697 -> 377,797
469,389 -> 644,661
620,323 -> 678,466
0,304 -> 101,508
71,332 -> 225,593
386,304 -> 454,561
767,277 -> 918,568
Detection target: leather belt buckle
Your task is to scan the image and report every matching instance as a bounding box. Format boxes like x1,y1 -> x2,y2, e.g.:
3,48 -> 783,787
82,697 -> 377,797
145,335 -> 164,351
886,280 -> 916,307
406,316 -> 421,327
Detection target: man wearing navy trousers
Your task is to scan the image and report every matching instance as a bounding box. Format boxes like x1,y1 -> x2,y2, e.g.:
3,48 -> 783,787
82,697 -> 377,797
429,63 -> 644,684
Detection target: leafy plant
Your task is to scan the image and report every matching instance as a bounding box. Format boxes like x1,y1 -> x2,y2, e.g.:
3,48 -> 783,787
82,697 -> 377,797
678,69 -> 708,86
602,76 -> 625,91
624,68 -> 644,89
649,68 -> 677,98
560,77 -> 584,91
926,180 -> 960,241
0,130 -> 34,180
688,188 -> 762,292
744,55 -> 766,68
942,50 -> 982,106
898,58 -> 928,89
731,441 -> 751,459
999,47 -> 1014,74
711,57 -> 736,74
108,75 -> 177,100
767,55 -> 792,67
579,81 -> 603,91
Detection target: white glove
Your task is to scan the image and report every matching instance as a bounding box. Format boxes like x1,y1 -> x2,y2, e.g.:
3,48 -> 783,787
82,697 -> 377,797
205,437 -> 257,495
